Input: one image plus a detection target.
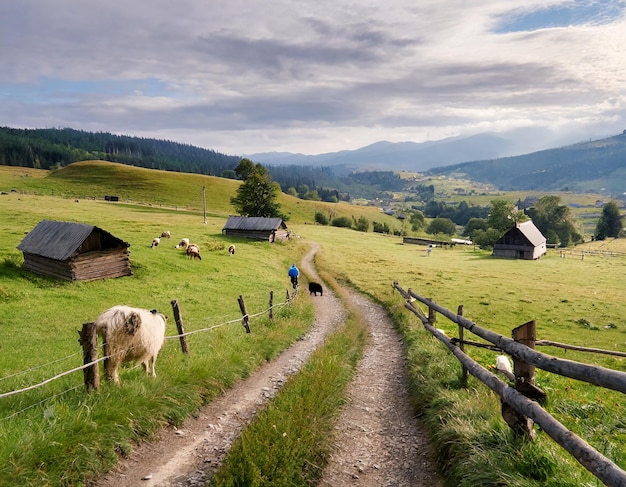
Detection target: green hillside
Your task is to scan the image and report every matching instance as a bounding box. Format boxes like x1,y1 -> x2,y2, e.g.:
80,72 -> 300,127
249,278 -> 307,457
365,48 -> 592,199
0,161 -> 402,229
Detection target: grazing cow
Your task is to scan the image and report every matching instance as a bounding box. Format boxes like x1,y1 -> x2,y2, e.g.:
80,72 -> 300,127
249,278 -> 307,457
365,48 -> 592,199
308,282 -> 323,296
186,243 -> 201,260
228,245 -> 236,255
161,230 -> 171,238
175,238 -> 190,249
151,237 -> 160,248
94,306 -> 167,385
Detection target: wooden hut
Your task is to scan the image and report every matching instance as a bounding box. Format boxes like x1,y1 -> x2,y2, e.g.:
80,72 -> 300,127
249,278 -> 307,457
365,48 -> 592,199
492,220 -> 547,260
17,220 -> 132,281
222,216 -> 289,242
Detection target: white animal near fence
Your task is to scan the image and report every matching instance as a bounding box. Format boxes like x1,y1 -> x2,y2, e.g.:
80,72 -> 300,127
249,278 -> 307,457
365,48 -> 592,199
495,354 -> 515,381
94,305 -> 167,385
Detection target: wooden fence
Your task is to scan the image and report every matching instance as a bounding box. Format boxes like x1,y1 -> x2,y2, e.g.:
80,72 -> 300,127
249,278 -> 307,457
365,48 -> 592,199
78,291 -> 293,392
392,281 -> 626,487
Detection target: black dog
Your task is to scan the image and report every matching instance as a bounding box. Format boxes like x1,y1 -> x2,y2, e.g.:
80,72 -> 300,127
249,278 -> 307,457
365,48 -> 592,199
308,282 -> 323,296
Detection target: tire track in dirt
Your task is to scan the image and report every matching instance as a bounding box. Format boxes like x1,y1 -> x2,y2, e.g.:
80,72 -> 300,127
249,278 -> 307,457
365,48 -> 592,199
94,243 -> 442,486
318,287 -> 442,486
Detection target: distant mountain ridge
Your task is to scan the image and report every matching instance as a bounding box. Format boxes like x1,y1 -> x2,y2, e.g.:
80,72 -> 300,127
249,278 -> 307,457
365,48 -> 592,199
428,131 -> 626,196
250,131 -> 626,197
248,133 -> 518,172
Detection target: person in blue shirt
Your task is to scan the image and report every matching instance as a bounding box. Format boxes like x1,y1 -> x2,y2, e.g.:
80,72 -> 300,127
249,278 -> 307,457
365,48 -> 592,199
288,263 -> 300,289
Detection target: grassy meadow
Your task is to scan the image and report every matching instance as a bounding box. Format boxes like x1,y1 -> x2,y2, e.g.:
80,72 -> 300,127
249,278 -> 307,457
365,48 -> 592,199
299,223 -> 626,485
1,162 -> 625,486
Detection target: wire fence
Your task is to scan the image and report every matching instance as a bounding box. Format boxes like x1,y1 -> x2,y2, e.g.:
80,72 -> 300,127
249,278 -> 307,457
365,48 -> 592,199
0,290 -> 293,420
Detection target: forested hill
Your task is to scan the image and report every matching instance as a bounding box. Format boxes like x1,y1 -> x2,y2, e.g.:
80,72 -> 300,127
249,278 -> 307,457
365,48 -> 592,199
0,127 -> 241,176
0,126 -> 390,200
428,131 -> 626,195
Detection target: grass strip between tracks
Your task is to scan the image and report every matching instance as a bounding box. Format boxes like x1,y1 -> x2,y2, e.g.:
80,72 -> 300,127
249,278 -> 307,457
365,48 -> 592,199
210,271 -> 368,487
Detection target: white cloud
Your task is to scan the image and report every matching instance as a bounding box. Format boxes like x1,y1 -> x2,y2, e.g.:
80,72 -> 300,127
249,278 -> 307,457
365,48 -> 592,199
1,0 -> 625,155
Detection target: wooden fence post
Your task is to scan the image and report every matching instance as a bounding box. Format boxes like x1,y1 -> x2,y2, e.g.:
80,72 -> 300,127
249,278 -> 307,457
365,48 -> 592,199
457,305 -> 468,387
427,299 -> 436,326
170,299 -> 190,355
238,295 -> 251,333
269,290 -> 274,320
78,321 -> 100,392
286,288 -> 290,303
502,320 -> 546,439
513,320 -> 537,386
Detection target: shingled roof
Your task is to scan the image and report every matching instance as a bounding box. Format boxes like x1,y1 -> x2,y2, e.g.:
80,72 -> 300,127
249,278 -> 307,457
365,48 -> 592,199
222,216 -> 286,232
515,220 -> 546,246
17,220 -> 129,261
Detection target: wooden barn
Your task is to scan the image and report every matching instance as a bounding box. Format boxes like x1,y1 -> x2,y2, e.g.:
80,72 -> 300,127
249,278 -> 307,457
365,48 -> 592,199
492,220 -> 547,260
17,220 -> 132,281
222,216 -> 289,242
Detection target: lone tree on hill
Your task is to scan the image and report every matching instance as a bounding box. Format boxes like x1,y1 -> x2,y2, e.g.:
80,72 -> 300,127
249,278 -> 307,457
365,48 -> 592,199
595,201 -> 623,240
230,159 -> 284,218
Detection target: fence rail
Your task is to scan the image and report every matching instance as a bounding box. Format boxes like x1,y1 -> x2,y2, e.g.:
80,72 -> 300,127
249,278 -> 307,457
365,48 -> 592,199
392,281 -> 626,487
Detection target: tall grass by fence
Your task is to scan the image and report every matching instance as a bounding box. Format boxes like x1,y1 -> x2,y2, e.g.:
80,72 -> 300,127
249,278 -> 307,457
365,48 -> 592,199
0,290 -> 293,415
393,281 -> 626,487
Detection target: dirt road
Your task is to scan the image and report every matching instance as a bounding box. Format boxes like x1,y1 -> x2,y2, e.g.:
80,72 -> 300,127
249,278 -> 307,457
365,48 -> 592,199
95,243 -> 441,486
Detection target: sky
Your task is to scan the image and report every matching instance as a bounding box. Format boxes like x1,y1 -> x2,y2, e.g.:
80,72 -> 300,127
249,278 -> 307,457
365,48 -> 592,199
1,1 -> 626,157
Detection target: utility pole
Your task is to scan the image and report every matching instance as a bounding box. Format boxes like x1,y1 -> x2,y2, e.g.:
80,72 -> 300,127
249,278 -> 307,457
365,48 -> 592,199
203,186 -> 207,224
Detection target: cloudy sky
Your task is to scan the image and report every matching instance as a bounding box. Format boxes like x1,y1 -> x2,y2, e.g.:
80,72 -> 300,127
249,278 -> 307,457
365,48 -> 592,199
2,1 -> 626,156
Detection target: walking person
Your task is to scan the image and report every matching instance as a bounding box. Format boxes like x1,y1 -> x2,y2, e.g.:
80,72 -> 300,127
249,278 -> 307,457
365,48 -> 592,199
288,263 -> 300,289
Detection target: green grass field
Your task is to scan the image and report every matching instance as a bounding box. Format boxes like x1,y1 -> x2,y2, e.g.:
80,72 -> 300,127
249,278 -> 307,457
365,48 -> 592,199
0,162 -> 624,486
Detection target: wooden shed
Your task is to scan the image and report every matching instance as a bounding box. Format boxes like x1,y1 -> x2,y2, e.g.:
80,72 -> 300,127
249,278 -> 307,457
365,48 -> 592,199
492,220 -> 547,260
17,220 -> 132,281
222,216 -> 289,242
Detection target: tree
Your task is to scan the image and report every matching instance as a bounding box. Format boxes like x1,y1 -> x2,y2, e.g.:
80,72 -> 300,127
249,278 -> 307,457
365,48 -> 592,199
487,199 -> 527,233
463,217 -> 488,237
234,158 -> 257,180
595,201 -> 623,240
409,210 -> 425,231
230,163 -> 283,218
526,196 -> 582,247
426,217 -> 456,236
472,228 -> 502,249
221,169 -> 237,179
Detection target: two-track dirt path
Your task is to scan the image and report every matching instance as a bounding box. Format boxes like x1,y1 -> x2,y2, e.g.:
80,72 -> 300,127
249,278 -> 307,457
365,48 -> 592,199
95,243 -> 441,486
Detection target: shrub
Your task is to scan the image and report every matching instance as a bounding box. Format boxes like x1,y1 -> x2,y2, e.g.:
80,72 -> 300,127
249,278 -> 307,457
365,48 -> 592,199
314,211 -> 329,225
354,216 -> 369,232
331,216 -> 352,228
373,221 -> 390,234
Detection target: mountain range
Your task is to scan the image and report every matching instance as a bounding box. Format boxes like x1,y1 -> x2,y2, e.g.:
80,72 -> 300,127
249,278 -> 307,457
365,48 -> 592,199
249,133 -> 523,172
250,131 -> 626,197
